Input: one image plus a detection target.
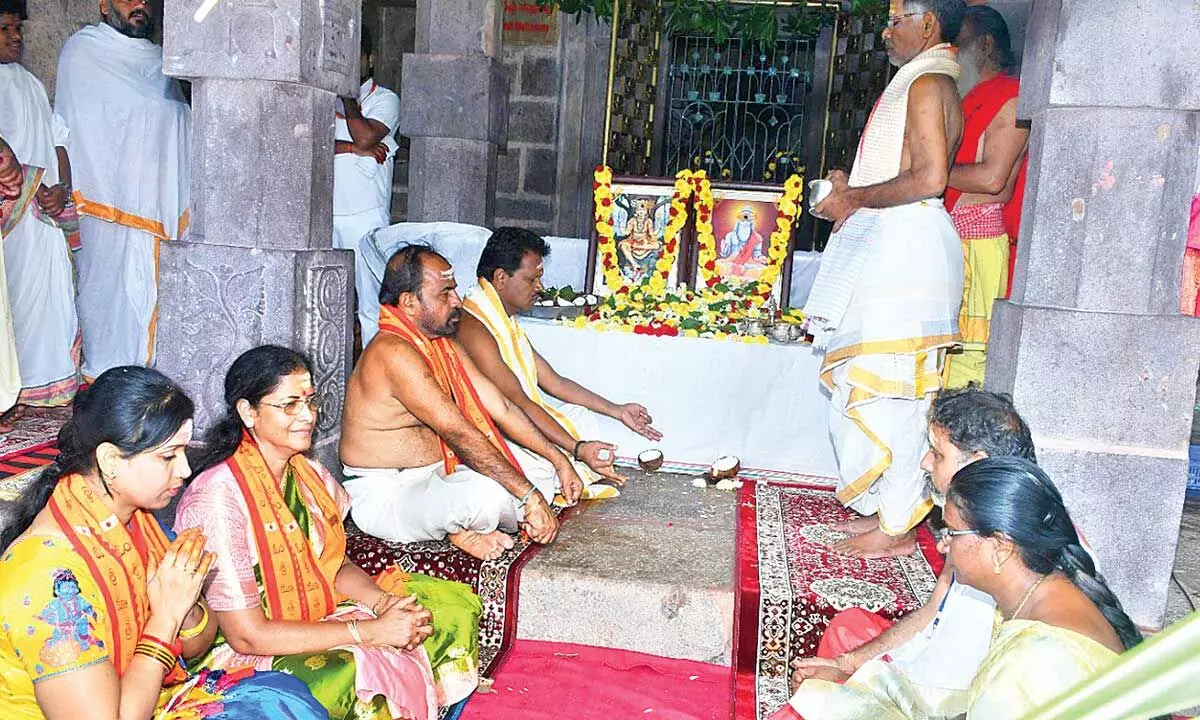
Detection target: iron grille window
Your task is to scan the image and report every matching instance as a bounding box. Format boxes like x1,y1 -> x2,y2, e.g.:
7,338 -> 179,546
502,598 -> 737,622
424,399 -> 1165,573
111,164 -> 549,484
661,35 -> 818,184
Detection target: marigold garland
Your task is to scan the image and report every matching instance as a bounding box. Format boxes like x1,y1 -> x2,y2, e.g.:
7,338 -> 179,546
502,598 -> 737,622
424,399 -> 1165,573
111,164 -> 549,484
593,166 -> 694,296
693,172 -> 804,301
587,167 -> 807,341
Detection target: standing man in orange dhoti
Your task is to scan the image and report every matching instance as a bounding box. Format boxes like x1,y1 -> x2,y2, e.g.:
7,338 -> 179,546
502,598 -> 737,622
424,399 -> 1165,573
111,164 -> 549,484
942,6 -> 1029,387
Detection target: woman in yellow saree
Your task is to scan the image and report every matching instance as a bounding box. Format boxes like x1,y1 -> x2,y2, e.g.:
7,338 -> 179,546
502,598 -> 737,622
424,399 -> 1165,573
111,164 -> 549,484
176,345 -> 482,720
0,366 -> 325,720
774,456 -> 1140,719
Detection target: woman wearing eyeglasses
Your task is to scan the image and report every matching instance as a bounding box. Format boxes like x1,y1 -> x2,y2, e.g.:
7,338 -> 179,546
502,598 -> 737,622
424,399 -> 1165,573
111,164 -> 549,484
175,345 -> 482,720
0,366 -> 327,720
772,455 -> 1138,719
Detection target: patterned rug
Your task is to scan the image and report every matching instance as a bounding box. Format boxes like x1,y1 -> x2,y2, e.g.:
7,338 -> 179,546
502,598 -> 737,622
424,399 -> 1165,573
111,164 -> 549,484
0,446 -> 59,502
0,406 -> 69,458
346,502 -> 580,680
732,479 -> 945,720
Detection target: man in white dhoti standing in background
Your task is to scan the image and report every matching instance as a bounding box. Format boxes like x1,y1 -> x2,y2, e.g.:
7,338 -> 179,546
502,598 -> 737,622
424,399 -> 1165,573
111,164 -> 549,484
333,25 -> 399,345
0,135 -> 23,429
0,0 -> 81,410
804,0 -> 965,558
54,0 -> 189,378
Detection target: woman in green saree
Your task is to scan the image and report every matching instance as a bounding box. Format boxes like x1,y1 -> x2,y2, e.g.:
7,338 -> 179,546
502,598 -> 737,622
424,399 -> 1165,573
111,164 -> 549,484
176,345 -> 482,720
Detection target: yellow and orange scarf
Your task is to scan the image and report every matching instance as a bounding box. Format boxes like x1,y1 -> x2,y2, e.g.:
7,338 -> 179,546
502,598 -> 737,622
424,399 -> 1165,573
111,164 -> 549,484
47,473 -> 185,683
378,304 -> 521,474
224,434 -> 345,621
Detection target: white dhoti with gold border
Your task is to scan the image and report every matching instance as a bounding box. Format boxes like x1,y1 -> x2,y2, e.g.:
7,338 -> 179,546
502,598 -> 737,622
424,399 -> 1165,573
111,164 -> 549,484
822,200 -> 962,534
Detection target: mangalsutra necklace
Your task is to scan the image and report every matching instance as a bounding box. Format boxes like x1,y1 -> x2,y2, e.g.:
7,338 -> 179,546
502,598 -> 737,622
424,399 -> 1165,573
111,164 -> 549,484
1009,574 -> 1048,620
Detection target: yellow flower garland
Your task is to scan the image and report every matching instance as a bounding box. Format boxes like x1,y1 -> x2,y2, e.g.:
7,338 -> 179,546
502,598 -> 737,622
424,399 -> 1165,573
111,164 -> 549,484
586,168 -> 807,341
693,173 -> 805,301
593,166 -> 694,295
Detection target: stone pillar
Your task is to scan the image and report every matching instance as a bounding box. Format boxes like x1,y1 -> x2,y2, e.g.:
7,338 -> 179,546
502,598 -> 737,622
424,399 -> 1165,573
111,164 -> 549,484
156,0 -> 359,470
987,0 -> 1200,628
399,0 -> 508,226
550,16 -> 609,237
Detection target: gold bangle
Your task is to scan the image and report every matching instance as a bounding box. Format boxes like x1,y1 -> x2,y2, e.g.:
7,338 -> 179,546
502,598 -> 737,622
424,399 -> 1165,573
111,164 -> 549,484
371,592 -> 395,616
134,642 -> 175,672
178,604 -> 209,640
347,620 -> 364,645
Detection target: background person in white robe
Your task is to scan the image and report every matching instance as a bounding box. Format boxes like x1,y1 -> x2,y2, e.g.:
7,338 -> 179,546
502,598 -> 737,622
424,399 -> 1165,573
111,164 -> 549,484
333,25 -> 399,345
0,0 -> 81,410
54,0 -> 189,379
0,135 -> 24,429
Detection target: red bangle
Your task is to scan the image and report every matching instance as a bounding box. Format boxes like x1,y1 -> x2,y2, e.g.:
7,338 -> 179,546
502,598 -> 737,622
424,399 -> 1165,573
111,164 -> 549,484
141,632 -> 182,659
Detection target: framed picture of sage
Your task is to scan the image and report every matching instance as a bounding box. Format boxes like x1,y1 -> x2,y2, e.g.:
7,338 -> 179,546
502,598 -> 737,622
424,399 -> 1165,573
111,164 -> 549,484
688,182 -> 797,307
586,176 -> 692,296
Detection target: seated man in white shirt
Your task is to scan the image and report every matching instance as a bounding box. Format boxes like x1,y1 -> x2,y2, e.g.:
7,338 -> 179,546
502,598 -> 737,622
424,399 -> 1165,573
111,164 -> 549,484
332,24 -> 400,343
789,387 -> 1036,713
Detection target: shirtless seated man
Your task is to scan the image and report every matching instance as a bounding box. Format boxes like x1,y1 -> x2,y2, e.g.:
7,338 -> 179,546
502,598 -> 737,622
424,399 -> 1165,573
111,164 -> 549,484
339,244 -> 585,561
458,227 -> 662,500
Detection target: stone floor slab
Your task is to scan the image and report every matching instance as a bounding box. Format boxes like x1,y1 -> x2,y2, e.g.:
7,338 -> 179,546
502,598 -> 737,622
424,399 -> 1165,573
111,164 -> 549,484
516,469 -> 737,664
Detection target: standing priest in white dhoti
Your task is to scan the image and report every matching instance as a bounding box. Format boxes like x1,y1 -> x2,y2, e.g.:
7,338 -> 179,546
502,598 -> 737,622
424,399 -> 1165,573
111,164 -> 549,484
0,0 -> 81,408
803,0 -> 966,559
458,227 -> 663,500
54,0 -> 189,378
333,25 -> 400,344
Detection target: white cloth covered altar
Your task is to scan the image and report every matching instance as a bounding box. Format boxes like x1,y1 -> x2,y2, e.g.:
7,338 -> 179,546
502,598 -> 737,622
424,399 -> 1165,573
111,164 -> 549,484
522,320 -> 838,477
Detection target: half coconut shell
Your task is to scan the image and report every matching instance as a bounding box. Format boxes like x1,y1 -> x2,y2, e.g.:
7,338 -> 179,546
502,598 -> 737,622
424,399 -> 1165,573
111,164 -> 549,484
711,455 -> 741,480
638,449 -> 664,472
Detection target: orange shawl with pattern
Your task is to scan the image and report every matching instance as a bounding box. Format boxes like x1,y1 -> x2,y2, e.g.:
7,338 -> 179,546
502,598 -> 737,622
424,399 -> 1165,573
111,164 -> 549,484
378,304 -> 520,474
224,434 -> 346,621
47,473 -> 186,682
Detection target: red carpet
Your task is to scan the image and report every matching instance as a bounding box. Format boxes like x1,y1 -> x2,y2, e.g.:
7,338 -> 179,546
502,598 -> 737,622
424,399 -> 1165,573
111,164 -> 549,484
732,480 -> 944,719
346,504 -> 579,678
0,406 -> 68,502
0,445 -> 59,501
460,640 -> 730,720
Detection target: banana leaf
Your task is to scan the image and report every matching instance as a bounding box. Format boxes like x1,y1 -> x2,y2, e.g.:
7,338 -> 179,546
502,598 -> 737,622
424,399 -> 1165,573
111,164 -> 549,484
1025,610 -> 1200,720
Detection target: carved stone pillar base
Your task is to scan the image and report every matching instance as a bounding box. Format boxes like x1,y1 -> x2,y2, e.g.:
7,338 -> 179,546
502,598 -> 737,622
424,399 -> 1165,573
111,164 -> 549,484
154,243 -> 352,472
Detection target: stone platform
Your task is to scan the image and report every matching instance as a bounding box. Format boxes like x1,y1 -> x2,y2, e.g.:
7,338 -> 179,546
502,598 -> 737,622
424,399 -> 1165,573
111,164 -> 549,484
516,466 -> 738,665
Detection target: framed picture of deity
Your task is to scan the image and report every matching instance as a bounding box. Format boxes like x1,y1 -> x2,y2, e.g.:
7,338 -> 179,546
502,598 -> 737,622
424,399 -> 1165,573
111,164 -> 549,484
586,175 -> 692,297
687,181 -> 800,308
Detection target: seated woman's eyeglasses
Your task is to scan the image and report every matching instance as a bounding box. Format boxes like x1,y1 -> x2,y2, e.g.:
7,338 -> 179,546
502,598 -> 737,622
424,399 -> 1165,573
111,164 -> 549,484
262,396 -> 320,416
938,527 -> 981,543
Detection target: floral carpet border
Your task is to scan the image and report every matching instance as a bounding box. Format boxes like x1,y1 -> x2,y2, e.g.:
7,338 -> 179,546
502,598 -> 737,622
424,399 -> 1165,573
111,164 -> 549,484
731,479 -> 945,720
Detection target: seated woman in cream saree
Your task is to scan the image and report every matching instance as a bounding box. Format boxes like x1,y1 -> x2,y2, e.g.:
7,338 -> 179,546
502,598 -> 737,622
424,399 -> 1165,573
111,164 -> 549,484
773,457 -> 1140,720
176,346 -> 482,720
